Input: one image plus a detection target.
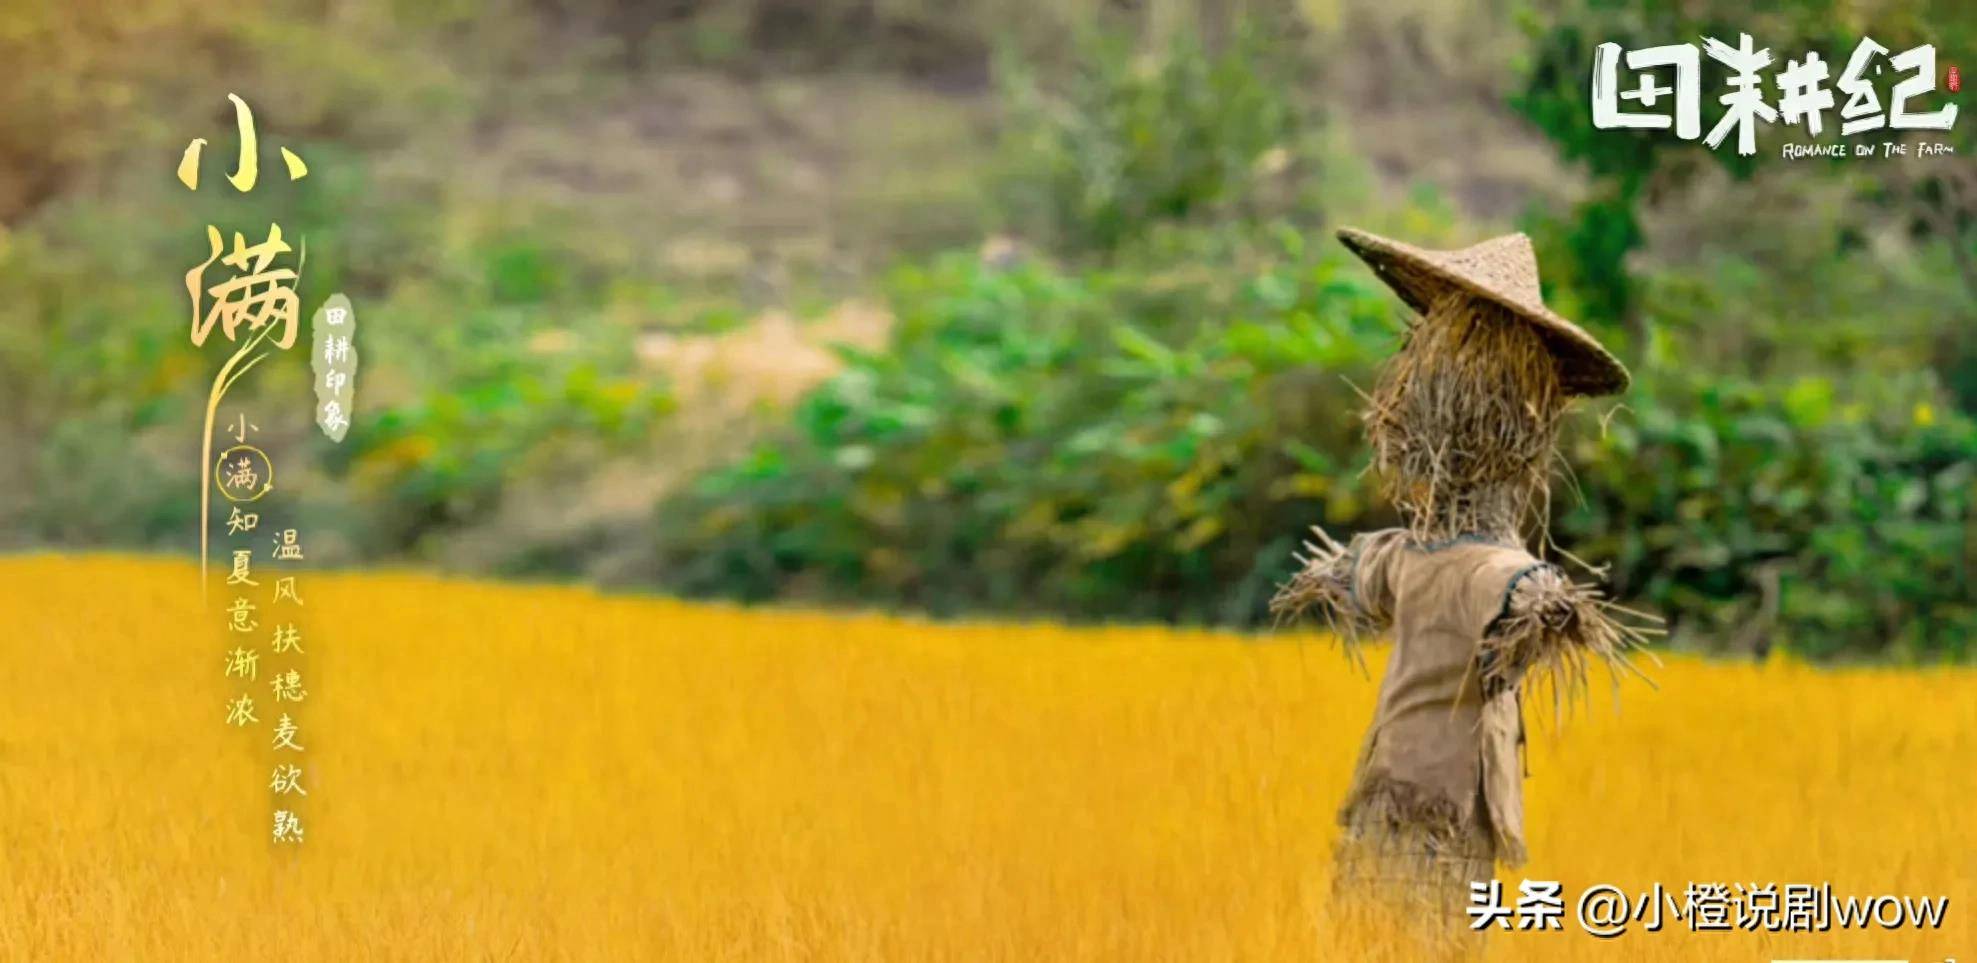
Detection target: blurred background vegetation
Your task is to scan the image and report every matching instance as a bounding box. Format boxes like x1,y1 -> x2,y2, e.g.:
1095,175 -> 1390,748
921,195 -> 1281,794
1,0 -> 1970,660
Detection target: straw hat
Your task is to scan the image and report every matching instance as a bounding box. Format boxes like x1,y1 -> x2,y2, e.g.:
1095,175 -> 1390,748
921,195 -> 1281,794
1336,226 -> 1630,396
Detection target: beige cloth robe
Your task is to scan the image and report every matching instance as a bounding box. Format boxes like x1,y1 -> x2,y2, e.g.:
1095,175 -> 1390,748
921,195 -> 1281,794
1334,528 -> 1552,869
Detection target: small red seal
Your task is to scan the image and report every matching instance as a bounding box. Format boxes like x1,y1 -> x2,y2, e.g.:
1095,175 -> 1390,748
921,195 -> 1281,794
1949,65 -> 1961,93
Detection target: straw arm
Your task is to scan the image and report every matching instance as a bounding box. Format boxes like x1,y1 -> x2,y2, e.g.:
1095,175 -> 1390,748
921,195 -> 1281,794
1477,562 -> 1657,704
1270,526 -> 1396,654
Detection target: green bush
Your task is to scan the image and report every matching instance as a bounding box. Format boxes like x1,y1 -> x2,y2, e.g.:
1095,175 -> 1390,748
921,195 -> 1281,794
653,228 -> 1976,660
653,225 -> 1399,621
992,18 -> 1315,256
1561,363 -> 1975,661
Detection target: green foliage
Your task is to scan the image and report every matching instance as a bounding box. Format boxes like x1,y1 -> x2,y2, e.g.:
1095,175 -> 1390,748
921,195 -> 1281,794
338,348 -> 671,553
1562,364 -> 1974,661
652,223 -> 1977,659
655,226 -> 1398,621
647,3 -> 1976,660
992,18 -> 1314,256
655,13 -> 1370,622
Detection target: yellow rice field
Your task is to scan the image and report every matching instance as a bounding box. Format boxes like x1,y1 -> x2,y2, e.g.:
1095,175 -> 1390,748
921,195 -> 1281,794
0,555 -> 1969,961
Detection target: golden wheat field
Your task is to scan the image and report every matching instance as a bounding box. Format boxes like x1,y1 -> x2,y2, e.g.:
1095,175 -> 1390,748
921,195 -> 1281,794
0,555 -> 1969,961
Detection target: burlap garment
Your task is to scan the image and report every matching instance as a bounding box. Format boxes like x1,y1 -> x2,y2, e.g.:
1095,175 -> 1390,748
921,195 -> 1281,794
1324,530 -> 1544,928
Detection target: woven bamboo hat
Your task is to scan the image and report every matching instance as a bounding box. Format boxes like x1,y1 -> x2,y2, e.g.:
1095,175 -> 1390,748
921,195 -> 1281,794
1337,226 -> 1629,396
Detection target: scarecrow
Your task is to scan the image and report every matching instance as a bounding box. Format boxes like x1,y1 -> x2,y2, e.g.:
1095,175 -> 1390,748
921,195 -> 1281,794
1272,228 -> 1653,934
